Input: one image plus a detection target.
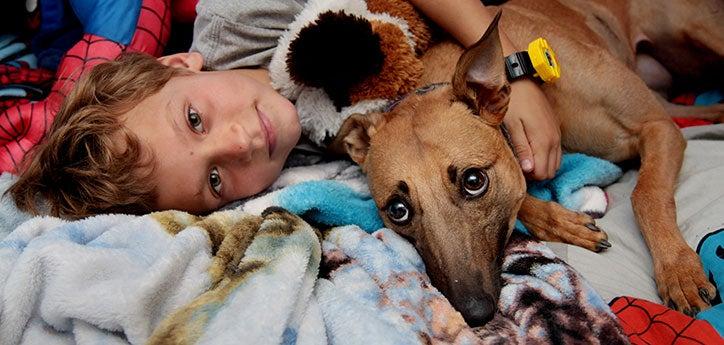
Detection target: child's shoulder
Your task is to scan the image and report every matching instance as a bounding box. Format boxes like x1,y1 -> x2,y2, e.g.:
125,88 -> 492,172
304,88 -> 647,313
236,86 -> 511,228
196,0 -> 307,22
192,0 -> 308,70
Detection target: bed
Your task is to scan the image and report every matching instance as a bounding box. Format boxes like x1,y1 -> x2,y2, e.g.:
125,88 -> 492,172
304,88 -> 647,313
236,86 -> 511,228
1,124 -> 722,344
0,0 -> 722,341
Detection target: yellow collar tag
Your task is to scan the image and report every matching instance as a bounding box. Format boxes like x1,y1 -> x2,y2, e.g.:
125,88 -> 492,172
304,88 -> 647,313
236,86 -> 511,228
527,38 -> 560,83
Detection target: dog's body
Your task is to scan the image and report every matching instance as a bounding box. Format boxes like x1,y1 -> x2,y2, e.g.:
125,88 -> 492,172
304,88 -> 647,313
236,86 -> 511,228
333,0 -> 723,326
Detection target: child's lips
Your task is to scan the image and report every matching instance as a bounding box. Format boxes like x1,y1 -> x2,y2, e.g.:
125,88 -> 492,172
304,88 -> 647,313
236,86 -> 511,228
256,105 -> 276,158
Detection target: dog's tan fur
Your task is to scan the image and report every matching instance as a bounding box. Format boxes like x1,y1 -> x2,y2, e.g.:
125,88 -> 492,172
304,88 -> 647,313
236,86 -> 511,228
333,0 -> 722,326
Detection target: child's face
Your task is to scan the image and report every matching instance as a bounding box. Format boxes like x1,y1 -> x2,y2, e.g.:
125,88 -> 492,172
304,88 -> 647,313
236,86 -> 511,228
124,54 -> 301,213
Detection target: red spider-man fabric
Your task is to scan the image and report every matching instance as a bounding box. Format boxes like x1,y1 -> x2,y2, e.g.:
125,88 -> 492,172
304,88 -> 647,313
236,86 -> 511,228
0,0 -> 171,173
0,62 -> 54,94
611,296 -> 724,344
0,62 -> 54,110
670,93 -> 716,129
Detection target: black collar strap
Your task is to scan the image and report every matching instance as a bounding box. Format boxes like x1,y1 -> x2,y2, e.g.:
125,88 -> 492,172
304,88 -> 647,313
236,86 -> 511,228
384,82 -> 451,112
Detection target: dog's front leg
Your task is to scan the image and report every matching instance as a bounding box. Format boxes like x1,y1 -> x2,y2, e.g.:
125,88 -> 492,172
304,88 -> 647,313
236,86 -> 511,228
517,195 -> 611,252
632,119 -> 716,315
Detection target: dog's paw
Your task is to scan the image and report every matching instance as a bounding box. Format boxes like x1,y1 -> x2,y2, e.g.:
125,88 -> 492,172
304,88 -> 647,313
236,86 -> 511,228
521,201 -> 611,252
655,245 -> 716,316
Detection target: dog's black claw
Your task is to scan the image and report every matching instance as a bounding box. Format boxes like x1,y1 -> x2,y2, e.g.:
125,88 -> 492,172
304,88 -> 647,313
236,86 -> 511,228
586,223 -> 601,232
699,288 -> 712,303
667,300 -> 678,311
684,307 -> 700,317
598,239 -> 612,249
595,241 -> 611,252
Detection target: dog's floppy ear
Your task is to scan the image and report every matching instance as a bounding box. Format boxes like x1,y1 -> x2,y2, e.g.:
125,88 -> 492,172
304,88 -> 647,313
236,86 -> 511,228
452,10 -> 510,126
330,112 -> 387,168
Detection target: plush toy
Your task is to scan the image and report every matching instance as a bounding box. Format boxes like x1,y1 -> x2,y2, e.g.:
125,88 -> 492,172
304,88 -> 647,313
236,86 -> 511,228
269,0 -> 434,146
0,0 -> 173,173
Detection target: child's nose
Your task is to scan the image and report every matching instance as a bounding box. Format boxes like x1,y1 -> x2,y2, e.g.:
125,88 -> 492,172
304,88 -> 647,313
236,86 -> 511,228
215,123 -> 255,162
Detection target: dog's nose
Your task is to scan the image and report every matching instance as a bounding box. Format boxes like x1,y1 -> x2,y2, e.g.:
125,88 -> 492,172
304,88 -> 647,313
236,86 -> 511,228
459,294 -> 496,327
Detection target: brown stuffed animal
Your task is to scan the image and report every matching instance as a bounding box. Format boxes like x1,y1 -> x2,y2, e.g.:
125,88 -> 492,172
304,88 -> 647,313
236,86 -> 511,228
269,0 -> 433,146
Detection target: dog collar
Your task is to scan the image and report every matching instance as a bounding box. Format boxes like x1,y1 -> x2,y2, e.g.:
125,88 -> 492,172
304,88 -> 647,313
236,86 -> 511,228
505,38 -> 560,83
385,82 -> 450,112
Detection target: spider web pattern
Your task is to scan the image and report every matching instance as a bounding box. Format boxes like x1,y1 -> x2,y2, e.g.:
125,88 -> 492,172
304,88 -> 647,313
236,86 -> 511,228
0,0 -> 170,172
0,62 -> 54,111
0,62 -> 54,91
610,296 -> 724,345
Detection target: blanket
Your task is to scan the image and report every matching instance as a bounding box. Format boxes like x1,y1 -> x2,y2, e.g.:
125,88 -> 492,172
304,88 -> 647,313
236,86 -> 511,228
0,206 -> 628,344
544,125 -> 724,341
0,152 -> 634,344
696,228 -> 724,334
611,296 -> 724,345
6,145 -> 724,343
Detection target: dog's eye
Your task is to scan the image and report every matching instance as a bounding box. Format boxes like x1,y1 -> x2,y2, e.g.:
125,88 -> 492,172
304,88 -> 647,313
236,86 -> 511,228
461,168 -> 489,198
386,198 -> 412,225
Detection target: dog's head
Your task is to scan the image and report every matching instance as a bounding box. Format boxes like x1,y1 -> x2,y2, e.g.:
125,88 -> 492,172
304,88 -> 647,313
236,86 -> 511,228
332,13 -> 526,326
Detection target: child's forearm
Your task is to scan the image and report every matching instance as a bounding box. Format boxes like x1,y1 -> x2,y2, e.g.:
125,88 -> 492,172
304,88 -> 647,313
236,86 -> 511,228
408,0 -> 518,54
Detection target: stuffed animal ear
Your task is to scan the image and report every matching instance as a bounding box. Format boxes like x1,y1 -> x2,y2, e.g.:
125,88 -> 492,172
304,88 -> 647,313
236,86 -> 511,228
287,11 -> 385,110
330,112 -> 387,168
452,10 -> 510,126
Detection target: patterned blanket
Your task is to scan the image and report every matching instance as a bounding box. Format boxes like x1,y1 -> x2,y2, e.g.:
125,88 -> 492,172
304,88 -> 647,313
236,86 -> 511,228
0,207 -> 627,344
0,153 -> 632,344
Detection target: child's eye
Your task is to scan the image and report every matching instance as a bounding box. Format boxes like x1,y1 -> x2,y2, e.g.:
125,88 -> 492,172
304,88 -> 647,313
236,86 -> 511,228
187,106 -> 204,133
209,168 -> 222,196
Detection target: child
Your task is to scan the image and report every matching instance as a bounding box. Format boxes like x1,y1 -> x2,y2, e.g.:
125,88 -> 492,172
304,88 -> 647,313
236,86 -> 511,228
8,0 -> 561,218
8,52 -> 302,217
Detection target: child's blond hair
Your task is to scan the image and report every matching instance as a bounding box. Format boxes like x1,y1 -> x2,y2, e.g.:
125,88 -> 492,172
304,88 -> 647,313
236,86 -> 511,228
8,52 -> 190,218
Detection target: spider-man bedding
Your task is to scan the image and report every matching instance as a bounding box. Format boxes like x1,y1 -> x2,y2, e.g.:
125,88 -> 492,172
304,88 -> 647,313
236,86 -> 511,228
0,0 -> 171,172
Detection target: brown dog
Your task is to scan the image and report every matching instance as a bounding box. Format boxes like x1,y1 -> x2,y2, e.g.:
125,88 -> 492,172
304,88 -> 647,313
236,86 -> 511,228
331,0 -> 723,326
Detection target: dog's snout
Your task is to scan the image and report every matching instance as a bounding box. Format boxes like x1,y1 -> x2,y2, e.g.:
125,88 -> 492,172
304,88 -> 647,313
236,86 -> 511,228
459,294 -> 496,327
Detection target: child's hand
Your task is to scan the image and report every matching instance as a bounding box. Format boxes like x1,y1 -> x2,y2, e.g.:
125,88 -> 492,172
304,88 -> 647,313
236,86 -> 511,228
504,79 -> 561,180
406,0 -> 561,180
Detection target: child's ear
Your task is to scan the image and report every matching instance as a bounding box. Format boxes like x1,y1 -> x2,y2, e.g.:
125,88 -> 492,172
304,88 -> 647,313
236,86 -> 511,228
157,52 -> 204,71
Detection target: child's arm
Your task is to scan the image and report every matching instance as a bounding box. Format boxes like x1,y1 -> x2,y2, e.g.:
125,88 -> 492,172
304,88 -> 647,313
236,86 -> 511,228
410,0 -> 562,180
